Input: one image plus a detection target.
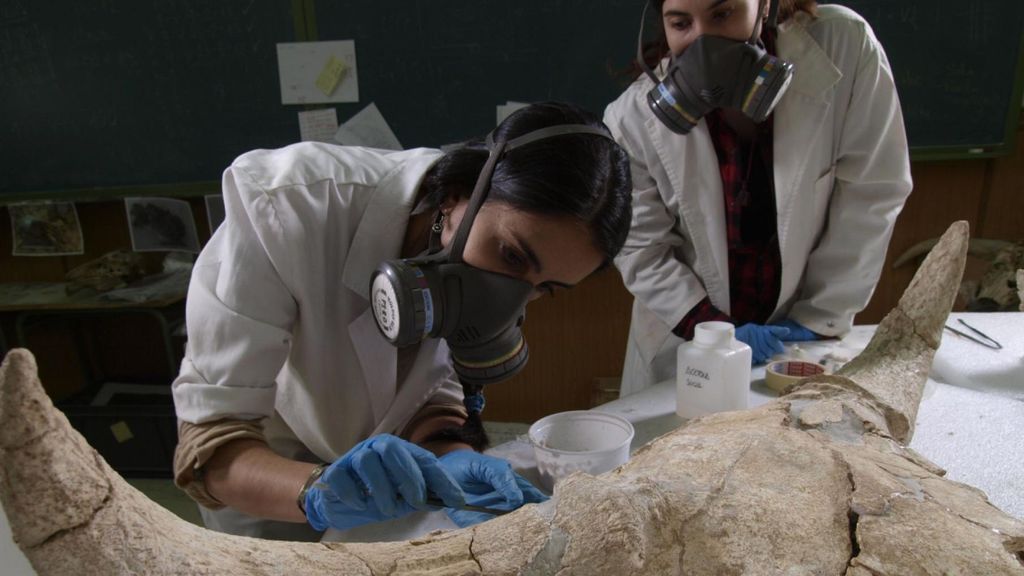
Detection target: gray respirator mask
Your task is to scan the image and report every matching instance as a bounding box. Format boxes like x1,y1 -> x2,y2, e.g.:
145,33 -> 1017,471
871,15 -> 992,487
370,124 -> 614,386
639,0 -> 794,134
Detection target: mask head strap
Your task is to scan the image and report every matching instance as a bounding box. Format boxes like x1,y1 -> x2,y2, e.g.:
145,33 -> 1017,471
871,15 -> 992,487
767,0 -> 780,30
636,0 -> 661,85
748,0 -> 779,45
446,123 -> 614,264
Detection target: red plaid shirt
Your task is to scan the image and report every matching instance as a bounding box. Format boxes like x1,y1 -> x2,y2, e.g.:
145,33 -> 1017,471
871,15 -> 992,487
672,92 -> 783,339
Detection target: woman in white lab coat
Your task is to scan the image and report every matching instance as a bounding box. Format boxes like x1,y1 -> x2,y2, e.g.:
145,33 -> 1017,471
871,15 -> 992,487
171,102 -> 632,540
605,0 -> 912,395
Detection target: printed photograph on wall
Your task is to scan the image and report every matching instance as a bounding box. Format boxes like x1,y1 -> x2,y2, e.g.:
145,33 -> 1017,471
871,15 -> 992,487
124,197 -> 200,253
204,194 -> 226,234
9,202 -> 85,256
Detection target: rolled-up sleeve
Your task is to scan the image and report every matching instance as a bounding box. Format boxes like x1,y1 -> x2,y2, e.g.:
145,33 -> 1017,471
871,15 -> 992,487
172,162 -> 298,424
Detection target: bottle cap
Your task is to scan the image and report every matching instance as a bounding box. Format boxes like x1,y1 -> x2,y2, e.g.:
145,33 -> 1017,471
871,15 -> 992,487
694,321 -> 734,346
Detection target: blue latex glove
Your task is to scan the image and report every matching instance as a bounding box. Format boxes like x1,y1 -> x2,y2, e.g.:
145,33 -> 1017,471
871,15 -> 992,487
734,323 -> 789,365
304,434 -> 465,531
438,450 -> 549,528
771,319 -> 819,342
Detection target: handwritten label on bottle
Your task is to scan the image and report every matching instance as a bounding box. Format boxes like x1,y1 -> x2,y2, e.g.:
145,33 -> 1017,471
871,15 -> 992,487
683,365 -> 710,389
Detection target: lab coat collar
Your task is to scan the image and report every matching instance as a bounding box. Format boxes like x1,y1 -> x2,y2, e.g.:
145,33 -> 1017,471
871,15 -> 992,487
772,15 -> 842,247
645,113 -> 732,312
348,308 -> 398,423
370,338 -> 453,438
341,148 -> 445,300
777,13 -> 842,102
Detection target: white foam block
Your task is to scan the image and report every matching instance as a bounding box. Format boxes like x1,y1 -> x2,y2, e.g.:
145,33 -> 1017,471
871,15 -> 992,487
931,312 -> 1024,400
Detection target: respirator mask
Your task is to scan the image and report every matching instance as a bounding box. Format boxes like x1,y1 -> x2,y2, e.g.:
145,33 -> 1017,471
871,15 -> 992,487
369,124 -> 614,386
639,0 -> 794,134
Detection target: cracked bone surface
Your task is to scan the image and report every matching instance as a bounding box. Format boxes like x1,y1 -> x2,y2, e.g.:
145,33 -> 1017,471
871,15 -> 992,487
2,220 -> 1023,575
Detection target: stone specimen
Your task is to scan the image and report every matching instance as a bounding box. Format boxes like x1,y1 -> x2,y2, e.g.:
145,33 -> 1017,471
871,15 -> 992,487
2,221 -> 1022,574
64,249 -> 147,294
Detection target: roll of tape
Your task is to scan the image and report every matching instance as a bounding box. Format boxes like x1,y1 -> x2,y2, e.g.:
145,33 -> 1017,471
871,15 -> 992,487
764,359 -> 827,393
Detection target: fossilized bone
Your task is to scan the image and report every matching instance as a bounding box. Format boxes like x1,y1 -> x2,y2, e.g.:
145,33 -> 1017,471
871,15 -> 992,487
1019,269 -> 1024,312
894,237 -> 1024,311
2,221 -> 1023,575
64,249 -> 147,294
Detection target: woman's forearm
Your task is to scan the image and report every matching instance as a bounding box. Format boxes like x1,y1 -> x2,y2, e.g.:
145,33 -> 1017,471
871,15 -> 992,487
203,438 -> 317,523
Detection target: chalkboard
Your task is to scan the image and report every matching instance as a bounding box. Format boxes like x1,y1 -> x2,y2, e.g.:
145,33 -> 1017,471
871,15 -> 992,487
0,0 -> 302,199
310,0 -> 641,152
2,0 -> 1023,200
824,0 -> 1024,160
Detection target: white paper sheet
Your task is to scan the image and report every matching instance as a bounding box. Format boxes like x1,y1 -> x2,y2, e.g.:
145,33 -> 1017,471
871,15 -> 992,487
333,103 -> 403,150
9,201 -> 84,256
298,108 -> 339,142
277,40 -> 359,104
124,197 -> 200,253
204,194 -> 226,234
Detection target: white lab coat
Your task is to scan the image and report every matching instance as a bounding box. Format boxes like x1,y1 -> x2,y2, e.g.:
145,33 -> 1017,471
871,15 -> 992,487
172,143 -> 464,536
605,5 -> 912,395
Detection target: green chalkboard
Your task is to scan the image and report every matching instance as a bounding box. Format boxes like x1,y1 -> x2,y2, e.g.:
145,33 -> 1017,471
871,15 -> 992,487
310,0 -> 641,151
2,0 -> 1023,201
824,0 -> 1024,160
0,0 -> 303,200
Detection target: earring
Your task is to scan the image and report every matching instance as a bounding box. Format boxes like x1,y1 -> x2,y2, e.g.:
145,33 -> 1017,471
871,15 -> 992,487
431,211 -> 445,234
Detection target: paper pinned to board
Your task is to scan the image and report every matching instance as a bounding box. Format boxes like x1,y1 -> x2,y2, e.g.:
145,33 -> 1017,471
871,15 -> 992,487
9,201 -> 85,256
333,103 -> 403,151
298,108 -> 339,142
277,40 -> 359,104
205,195 -> 226,234
124,197 -> 201,253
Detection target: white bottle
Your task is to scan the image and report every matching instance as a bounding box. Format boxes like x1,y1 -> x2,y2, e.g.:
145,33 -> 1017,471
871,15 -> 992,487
676,321 -> 752,419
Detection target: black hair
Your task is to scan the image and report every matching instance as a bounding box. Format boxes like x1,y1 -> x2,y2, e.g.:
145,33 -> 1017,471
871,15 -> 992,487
422,101 -> 632,268
417,101 -> 633,452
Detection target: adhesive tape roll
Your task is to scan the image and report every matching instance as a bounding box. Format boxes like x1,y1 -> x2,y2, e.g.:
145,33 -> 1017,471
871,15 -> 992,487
764,359 -> 827,393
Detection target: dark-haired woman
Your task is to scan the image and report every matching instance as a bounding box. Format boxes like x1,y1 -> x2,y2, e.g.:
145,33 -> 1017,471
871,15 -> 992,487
171,102 -> 633,540
605,0 -> 912,395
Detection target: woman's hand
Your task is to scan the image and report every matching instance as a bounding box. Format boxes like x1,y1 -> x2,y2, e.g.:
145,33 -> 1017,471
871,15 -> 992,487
304,434 -> 465,531
437,450 -> 548,527
734,323 -> 789,364
770,319 -> 820,342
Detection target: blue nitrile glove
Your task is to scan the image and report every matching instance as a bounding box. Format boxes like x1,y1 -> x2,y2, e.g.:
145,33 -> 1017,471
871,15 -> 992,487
304,434 -> 466,531
771,319 -> 819,342
734,323 -> 789,365
438,450 -> 549,528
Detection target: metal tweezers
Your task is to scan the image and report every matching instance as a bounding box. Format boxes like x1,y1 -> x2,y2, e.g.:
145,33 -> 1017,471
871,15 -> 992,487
943,318 -> 1003,350
424,496 -> 511,516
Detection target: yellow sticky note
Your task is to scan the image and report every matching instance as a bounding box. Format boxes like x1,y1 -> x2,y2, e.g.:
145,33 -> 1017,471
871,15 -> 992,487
110,421 -> 134,444
315,55 -> 348,97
